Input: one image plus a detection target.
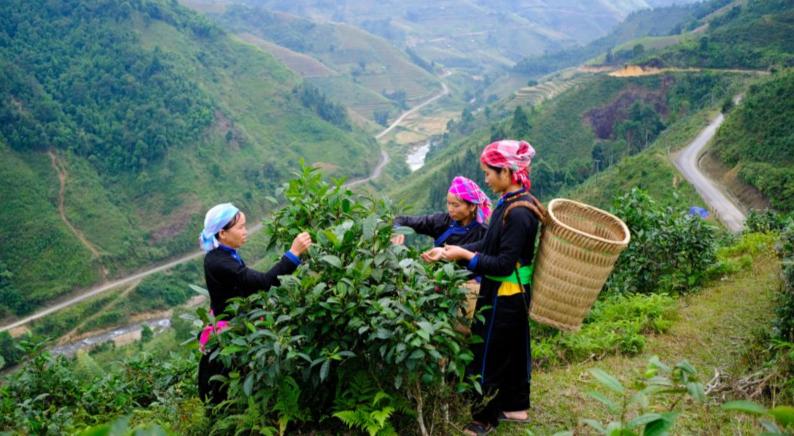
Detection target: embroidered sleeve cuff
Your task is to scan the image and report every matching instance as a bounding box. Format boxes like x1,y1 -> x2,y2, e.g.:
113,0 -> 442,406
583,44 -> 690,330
285,251 -> 301,266
467,254 -> 479,271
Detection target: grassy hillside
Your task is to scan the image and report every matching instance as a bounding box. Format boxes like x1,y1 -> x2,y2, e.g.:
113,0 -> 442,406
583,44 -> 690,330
200,0 -> 703,74
0,0 -> 379,316
711,68 -> 794,212
207,6 -> 442,128
392,71 -> 737,213
511,2 -> 703,78
638,0 -> 794,70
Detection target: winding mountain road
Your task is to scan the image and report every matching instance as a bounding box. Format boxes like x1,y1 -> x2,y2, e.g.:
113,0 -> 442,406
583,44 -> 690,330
672,113 -> 746,233
0,78 -> 450,333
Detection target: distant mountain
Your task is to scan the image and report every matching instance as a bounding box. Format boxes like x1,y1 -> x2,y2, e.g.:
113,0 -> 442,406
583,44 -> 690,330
183,0 -> 700,73
0,0 -> 380,316
511,2 -> 703,77
205,5 -> 443,129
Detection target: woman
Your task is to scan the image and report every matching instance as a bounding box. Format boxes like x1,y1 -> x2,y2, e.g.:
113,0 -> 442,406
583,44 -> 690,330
423,140 -> 540,435
392,176 -> 491,248
198,203 -> 312,404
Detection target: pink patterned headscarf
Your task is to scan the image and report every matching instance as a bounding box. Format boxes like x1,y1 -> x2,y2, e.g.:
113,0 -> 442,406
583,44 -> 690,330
448,176 -> 492,223
481,140 -> 536,191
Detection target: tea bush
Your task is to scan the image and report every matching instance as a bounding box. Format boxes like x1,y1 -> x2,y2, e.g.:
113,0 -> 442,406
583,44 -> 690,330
189,163 -> 474,435
608,189 -> 716,295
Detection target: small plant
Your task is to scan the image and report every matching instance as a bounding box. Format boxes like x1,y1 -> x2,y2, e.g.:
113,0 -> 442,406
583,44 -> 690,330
563,356 -> 708,436
722,400 -> 794,435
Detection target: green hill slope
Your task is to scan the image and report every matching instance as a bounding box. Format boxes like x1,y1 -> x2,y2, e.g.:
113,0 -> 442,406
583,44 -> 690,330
392,72 -> 736,213
204,0 -> 703,74
207,5 -> 443,128
711,68 -> 794,212
0,0 -> 379,316
638,0 -> 794,70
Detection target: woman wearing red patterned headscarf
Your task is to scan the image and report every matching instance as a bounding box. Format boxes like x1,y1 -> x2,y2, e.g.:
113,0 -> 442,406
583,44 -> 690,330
423,140 -> 540,435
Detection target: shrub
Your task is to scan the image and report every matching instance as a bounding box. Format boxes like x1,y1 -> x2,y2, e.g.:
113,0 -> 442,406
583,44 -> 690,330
189,163 -> 474,435
607,189 -> 716,295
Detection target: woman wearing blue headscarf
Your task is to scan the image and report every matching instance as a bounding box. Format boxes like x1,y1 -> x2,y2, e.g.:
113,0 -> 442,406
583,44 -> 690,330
198,203 -> 312,404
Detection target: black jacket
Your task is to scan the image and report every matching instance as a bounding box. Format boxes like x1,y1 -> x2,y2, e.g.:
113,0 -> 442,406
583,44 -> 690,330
394,212 -> 487,247
203,247 -> 298,316
461,191 -> 539,302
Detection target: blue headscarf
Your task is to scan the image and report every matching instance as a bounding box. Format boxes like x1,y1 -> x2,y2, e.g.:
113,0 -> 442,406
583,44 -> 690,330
199,203 -> 240,252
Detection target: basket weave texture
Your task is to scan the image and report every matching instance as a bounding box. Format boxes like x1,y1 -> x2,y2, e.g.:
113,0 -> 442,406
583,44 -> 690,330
529,198 -> 630,332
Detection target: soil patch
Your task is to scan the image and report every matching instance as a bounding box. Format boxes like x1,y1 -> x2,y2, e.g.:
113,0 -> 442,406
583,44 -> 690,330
700,150 -> 771,212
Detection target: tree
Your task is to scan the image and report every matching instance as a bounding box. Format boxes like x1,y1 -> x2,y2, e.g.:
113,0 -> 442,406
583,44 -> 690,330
512,106 -> 531,139
606,48 -> 614,64
141,324 -> 153,343
0,331 -> 22,367
374,111 -> 389,127
633,44 -> 645,58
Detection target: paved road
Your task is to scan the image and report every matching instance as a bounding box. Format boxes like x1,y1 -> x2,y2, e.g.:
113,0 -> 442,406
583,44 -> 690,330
375,82 -> 449,140
0,78 -> 450,333
673,113 -> 746,233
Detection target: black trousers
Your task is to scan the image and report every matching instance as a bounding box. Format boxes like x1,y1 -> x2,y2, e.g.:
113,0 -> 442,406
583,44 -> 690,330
199,351 -> 229,405
468,291 -> 531,427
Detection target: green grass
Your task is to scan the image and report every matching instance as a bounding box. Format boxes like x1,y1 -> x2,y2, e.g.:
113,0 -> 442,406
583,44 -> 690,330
498,242 -> 780,435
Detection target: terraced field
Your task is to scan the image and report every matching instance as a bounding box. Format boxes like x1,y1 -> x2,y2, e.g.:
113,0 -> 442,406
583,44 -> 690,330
505,75 -> 590,110
237,34 -> 337,78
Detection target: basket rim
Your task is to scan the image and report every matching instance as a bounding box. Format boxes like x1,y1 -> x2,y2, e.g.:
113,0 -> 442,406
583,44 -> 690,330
547,198 -> 630,246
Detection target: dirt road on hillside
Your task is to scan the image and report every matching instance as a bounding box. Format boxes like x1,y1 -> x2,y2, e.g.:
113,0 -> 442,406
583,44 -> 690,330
0,78 -> 449,333
673,113 -> 746,233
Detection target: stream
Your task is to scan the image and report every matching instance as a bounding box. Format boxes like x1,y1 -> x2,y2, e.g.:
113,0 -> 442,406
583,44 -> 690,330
406,141 -> 431,172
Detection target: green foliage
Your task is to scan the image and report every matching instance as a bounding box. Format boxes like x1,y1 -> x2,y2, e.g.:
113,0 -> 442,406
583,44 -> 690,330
723,400 -> 794,435
513,3 -> 701,76
713,69 -> 794,212
294,83 -> 351,130
775,222 -> 794,343
640,0 -> 794,70
0,0 -> 215,170
744,209 -> 791,234
531,293 -> 676,368
608,189 -> 716,295
573,356 -> 708,436
186,163 -> 473,434
0,338 -> 205,435
332,372 -> 407,436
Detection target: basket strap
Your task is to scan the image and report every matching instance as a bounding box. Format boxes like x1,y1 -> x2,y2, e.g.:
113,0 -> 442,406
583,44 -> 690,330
501,194 -> 547,226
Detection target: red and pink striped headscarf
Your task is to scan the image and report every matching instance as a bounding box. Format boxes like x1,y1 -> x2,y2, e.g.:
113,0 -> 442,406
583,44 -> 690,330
480,140 -> 536,191
448,176 -> 492,223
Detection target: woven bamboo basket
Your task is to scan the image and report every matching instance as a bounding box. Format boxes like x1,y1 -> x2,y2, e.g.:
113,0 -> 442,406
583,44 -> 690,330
529,198 -> 630,332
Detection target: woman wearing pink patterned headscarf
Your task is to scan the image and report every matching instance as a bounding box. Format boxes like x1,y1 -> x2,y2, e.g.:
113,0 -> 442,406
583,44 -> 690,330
392,176 -> 491,248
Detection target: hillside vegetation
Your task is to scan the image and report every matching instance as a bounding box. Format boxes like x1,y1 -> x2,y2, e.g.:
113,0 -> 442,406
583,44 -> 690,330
712,68 -> 794,212
0,0 -> 380,316
210,0 -> 703,74
638,0 -> 794,69
207,6 -> 443,128
393,72 -> 737,214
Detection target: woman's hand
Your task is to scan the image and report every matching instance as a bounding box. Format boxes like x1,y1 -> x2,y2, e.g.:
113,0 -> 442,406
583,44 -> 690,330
289,232 -> 313,257
442,245 -> 474,262
421,247 -> 444,262
390,234 -> 405,245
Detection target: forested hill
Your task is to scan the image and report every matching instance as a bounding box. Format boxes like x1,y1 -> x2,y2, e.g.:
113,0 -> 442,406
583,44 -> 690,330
636,0 -> 794,69
512,2 -> 704,77
711,68 -> 794,212
0,0 -> 380,317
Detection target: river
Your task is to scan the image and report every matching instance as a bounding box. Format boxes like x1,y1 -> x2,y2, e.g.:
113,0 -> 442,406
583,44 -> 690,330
406,141 -> 431,172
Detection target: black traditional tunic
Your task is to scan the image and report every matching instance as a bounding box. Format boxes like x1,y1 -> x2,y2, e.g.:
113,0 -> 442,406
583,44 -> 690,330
394,212 -> 487,247
199,246 -> 300,404
460,189 -> 539,427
